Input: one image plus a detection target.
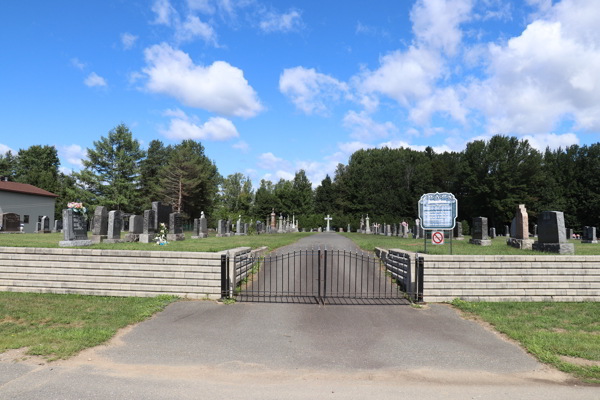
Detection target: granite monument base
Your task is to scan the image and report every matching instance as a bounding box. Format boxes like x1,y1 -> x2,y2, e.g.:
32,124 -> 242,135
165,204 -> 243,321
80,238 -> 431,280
507,238 -> 534,250
191,233 -> 208,239
532,242 -> 575,255
104,239 -> 125,244
139,234 -> 155,243
124,234 -> 140,242
0,231 -> 24,234
453,236 -> 464,241
167,233 -> 185,241
469,238 -> 492,246
216,234 -> 226,237
91,235 -> 107,244
581,240 -> 598,244
59,240 -> 93,247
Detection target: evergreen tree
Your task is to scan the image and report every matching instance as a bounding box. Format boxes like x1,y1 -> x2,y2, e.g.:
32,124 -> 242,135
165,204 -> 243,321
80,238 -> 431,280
15,145 -> 61,194
314,175 -> 334,215
74,124 -> 145,212
292,170 -> 313,216
139,139 -> 172,210
0,151 -> 17,178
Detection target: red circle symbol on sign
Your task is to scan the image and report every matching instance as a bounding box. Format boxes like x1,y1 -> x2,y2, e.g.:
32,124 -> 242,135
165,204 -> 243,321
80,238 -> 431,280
432,231 -> 444,245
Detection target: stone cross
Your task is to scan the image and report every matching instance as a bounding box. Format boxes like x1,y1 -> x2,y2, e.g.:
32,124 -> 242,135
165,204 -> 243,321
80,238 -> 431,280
516,204 -> 528,240
324,215 -> 332,232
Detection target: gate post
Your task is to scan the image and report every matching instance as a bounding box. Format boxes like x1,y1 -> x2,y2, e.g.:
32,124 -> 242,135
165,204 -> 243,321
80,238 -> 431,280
323,246 -> 328,301
220,254 -> 229,300
317,247 -> 321,303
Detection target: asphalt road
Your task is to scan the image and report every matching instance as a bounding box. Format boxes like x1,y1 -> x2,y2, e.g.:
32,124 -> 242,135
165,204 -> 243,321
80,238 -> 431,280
238,232 -> 407,304
0,233 -> 596,399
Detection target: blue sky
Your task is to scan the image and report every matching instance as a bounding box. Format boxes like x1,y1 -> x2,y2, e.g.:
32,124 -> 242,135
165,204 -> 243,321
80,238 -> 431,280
1,0 -> 600,188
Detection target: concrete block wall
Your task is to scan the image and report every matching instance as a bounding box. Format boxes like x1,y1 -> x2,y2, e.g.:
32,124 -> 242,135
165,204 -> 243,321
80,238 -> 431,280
0,247 -> 228,299
422,254 -> 600,302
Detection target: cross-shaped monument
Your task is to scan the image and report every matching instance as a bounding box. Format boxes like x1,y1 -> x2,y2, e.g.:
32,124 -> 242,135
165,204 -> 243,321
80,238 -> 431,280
324,215 -> 332,232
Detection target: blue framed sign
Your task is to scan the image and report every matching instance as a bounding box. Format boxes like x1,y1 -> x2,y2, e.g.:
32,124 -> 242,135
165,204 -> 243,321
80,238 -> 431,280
419,192 -> 457,230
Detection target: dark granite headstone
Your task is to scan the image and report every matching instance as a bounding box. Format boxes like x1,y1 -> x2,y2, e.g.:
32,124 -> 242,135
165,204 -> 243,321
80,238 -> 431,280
169,213 -> 183,234
537,211 -> 567,244
35,222 -> 41,232
92,206 -> 108,236
41,216 -> 50,232
54,220 -> 63,231
143,210 -> 155,234
472,217 -> 488,240
582,226 -> 597,243
453,222 -> 463,239
63,209 -> 89,241
129,215 -> 143,233
504,225 -> 509,236
1,213 -> 20,231
107,210 -> 122,240
152,201 -> 172,231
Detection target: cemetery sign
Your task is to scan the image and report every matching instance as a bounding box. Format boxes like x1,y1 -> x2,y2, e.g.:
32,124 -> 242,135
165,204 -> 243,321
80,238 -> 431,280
418,192 -> 457,230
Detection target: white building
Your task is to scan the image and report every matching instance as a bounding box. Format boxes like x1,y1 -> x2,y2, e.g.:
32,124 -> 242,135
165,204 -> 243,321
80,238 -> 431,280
0,178 -> 58,233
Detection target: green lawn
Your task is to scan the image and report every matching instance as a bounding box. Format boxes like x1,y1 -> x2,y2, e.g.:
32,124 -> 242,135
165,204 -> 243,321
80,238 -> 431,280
0,292 -> 178,360
339,232 -> 600,255
0,231 -> 316,252
452,300 -> 600,384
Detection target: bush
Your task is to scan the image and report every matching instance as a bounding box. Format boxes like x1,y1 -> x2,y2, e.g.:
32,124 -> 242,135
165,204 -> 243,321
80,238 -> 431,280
461,219 -> 470,235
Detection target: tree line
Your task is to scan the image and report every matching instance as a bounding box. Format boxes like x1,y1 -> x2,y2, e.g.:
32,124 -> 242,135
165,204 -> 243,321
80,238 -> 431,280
1,125 -> 598,233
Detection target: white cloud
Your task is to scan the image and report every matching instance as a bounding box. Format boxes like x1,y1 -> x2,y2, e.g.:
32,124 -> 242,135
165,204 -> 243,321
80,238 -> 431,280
410,0 -> 473,56
59,166 -> 73,175
70,57 -> 86,70
464,0 -> 600,134
260,10 -> 303,33
84,72 -> 107,87
175,15 -> 218,46
409,87 -> 468,125
143,43 -> 263,117
152,0 -> 176,25
338,141 -> 375,154
0,143 -> 14,155
521,132 -> 580,151
279,66 -> 349,115
257,152 -> 283,169
163,108 -> 188,119
128,71 -> 143,85
276,170 -> 294,180
232,140 -> 249,152
342,110 -> 398,141
161,116 -> 239,141
121,32 -> 138,50
262,173 -> 273,181
58,144 -> 87,168
355,46 -> 444,107
379,139 -> 454,154
187,0 -> 215,14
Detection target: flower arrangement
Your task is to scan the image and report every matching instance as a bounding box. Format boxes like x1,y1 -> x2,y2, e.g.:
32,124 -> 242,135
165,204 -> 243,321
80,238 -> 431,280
155,222 -> 169,245
68,202 -> 88,219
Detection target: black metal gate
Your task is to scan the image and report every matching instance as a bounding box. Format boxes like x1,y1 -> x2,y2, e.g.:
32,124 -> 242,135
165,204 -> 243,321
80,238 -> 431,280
220,247 -> 418,304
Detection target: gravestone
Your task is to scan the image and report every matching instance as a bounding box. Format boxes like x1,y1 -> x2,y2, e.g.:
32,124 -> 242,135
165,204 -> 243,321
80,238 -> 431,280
1,213 -> 21,233
532,211 -> 574,254
504,225 -> 509,237
567,228 -> 573,240
533,224 -> 538,237
121,213 -> 131,232
216,219 -> 226,237
152,202 -> 172,232
387,224 -> 392,237
413,219 -> 421,239
348,224 -> 351,233
365,215 -> 371,234
40,216 -> 51,233
228,219 -> 233,237
278,215 -> 284,233
104,210 -> 124,243
582,226 -> 597,244
469,217 -> 491,246
453,222 -> 464,240
507,205 -> 534,250
401,223 -> 409,239
139,210 -> 156,243
59,208 -> 92,247
271,209 -> 276,228
192,212 -> 209,239
244,223 -> 249,235
167,213 -> 185,241
125,215 -> 143,242
91,206 -> 108,243
52,219 -> 63,233
35,222 -> 41,233
235,216 -> 244,236
489,227 -> 496,239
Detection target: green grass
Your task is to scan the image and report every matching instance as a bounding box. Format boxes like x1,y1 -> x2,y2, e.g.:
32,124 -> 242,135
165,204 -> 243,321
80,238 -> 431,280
0,231 -> 316,252
451,300 -> 600,384
339,232 -> 600,255
0,292 -> 178,360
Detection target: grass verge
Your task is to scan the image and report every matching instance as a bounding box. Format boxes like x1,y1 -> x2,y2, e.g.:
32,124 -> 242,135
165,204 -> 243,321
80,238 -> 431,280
0,292 -> 178,360
451,299 -> 600,384
0,231 -> 316,252
338,232 -> 598,255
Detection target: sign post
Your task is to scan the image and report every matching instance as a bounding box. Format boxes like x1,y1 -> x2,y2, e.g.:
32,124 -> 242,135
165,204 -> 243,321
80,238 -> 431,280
419,192 -> 457,255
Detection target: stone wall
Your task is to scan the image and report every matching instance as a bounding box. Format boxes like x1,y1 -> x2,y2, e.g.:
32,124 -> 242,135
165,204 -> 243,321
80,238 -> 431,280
376,248 -> 600,302
0,246 -> 264,299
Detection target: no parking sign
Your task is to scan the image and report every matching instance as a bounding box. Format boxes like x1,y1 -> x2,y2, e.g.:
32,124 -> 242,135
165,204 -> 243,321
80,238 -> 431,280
432,231 -> 444,245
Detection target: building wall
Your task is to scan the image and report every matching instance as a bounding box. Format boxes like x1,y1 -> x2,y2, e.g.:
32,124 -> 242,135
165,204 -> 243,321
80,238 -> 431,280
0,191 -> 56,233
0,246 -> 264,299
